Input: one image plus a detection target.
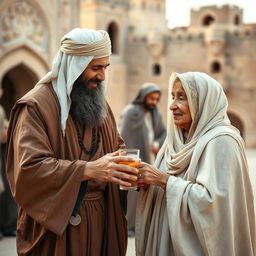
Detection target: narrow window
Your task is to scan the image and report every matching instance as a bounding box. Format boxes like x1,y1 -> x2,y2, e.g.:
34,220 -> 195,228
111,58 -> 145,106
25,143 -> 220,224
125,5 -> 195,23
211,61 -> 221,73
234,15 -> 240,25
107,22 -> 119,54
153,64 -> 161,75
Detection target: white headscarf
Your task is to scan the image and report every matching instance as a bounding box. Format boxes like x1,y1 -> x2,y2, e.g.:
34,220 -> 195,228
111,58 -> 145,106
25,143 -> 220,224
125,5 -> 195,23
36,28 -> 111,133
155,72 -> 242,176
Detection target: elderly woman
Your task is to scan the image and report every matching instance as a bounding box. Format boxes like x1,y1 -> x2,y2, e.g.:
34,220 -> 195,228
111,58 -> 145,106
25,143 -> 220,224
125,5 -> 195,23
136,72 -> 255,256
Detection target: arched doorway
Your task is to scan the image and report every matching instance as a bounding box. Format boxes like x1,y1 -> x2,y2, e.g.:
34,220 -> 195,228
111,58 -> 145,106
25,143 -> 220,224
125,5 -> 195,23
107,22 -> 119,54
202,15 -> 215,26
227,111 -> 244,139
0,64 -> 38,118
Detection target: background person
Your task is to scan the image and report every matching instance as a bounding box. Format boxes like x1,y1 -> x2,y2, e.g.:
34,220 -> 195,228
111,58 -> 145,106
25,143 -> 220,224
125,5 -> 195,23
119,82 -> 166,237
6,28 -> 138,256
136,72 -> 255,256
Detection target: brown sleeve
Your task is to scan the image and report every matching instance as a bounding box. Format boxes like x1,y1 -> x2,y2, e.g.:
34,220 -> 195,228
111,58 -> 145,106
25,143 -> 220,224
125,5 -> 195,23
6,104 -> 85,235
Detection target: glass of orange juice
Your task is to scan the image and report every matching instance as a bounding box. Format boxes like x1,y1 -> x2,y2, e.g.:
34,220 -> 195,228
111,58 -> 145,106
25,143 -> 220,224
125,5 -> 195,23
119,149 -> 140,190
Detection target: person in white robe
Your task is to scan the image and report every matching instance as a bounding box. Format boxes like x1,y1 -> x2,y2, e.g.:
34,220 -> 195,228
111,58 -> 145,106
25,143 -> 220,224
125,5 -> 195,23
135,72 -> 255,256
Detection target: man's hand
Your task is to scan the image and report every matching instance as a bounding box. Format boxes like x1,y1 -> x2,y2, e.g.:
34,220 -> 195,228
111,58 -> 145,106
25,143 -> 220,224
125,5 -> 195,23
83,151 -> 139,187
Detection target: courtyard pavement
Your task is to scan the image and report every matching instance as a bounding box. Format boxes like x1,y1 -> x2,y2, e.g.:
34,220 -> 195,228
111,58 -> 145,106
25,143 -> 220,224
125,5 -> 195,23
0,237 -> 135,256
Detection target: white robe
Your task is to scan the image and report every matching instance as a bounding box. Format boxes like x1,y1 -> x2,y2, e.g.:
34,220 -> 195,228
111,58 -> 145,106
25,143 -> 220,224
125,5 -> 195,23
136,135 -> 255,256
135,72 -> 255,256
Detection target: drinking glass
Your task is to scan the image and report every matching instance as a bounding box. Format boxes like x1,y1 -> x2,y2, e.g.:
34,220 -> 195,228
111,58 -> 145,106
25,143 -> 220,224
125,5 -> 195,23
119,149 -> 140,191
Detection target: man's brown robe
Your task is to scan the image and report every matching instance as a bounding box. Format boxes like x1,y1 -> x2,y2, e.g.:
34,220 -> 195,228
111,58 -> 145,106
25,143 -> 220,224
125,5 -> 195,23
6,84 -> 127,255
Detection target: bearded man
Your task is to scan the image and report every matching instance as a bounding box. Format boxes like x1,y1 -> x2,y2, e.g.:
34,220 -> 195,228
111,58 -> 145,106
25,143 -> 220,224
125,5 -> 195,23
6,28 -> 138,256
119,83 -> 166,236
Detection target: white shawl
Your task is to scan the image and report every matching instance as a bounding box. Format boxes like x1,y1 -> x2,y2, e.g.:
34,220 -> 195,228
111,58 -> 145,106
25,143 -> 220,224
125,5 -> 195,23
136,72 -> 255,255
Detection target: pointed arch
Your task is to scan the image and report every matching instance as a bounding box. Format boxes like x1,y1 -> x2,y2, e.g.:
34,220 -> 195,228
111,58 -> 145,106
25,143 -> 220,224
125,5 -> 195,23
0,45 -> 49,82
0,63 -> 38,117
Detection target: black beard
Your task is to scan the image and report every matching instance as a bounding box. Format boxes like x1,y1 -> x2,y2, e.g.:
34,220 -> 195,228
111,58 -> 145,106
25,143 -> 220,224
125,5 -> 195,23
143,101 -> 156,111
70,75 -> 107,127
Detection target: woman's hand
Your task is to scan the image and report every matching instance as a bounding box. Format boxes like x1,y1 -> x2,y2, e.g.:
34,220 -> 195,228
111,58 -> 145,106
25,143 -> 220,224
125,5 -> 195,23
138,162 -> 169,190
83,151 -> 139,187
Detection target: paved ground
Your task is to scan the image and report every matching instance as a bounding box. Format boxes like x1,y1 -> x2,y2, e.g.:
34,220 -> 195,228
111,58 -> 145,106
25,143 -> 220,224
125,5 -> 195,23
0,150 -> 255,256
0,237 -> 16,256
0,235 -> 136,256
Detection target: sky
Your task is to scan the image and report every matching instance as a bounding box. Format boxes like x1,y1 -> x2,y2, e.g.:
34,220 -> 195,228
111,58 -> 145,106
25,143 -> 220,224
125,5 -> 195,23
166,0 -> 256,28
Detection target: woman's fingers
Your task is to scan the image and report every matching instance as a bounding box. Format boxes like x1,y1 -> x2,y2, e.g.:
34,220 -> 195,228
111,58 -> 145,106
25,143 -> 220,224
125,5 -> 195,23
138,164 -> 160,184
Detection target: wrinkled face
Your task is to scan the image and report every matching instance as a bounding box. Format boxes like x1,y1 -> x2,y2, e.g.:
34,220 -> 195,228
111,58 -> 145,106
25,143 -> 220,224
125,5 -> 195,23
170,80 -> 192,131
144,92 -> 160,110
80,56 -> 110,88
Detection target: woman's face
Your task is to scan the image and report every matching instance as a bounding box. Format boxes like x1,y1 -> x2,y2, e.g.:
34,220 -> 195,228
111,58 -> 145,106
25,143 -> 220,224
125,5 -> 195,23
170,80 -> 192,131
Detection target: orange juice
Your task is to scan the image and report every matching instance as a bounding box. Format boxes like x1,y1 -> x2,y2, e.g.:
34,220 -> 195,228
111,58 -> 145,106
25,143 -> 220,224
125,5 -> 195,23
118,161 -> 140,168
119,160 -> 140,189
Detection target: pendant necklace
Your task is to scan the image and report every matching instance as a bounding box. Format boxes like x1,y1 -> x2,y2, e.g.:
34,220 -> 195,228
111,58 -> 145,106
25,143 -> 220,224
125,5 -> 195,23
69,120 -> 100,226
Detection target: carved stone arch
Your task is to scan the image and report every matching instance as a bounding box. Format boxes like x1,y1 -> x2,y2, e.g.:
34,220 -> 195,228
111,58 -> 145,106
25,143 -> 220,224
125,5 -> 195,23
0,46 -> 49,116
107,21 -> 119,54
0,45 -> 49,81
0,0 -> 54,57
28,0 -> 55,44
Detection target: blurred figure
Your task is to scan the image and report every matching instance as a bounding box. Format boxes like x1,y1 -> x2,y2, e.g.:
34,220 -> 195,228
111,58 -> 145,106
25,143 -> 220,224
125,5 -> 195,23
120,83 -> 166,236
0,88 -> 15,240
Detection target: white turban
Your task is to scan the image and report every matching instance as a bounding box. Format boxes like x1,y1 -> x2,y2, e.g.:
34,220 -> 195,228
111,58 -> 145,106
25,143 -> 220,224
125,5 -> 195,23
36,28 -> 112,134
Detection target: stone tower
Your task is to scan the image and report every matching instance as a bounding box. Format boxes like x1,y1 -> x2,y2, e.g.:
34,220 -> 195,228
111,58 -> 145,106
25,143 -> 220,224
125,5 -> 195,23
80,0 -> 169,118
125,0 -> 169,115
80,0 -> 131,117
129,0 -> 167,35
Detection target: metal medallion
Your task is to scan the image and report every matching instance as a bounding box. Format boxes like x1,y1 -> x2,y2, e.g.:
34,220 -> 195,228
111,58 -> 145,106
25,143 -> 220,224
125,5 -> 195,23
69,214 -> 81,226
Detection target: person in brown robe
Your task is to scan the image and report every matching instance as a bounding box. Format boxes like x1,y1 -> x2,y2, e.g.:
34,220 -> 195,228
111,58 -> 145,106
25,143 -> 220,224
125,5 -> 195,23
6,28 -> 138,255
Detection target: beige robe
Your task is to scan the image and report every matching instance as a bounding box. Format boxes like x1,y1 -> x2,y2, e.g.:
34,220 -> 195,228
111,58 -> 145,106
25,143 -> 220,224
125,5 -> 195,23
6,83 -> 127,255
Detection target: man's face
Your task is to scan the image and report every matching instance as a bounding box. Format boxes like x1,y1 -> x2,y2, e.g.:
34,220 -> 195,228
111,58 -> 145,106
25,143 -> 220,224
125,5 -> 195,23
69,56 -> 110,126
144,92 -> 160,110
80,56 -> 110,88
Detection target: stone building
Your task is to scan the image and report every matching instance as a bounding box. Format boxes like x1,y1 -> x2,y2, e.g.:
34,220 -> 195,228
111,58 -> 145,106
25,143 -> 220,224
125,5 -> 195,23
0,0 -> 256,147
